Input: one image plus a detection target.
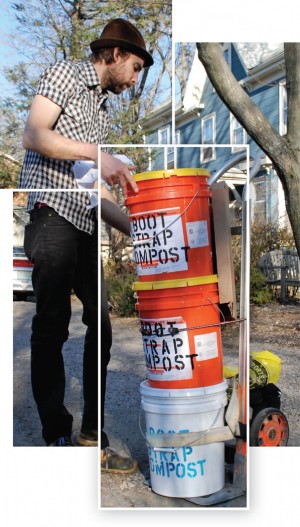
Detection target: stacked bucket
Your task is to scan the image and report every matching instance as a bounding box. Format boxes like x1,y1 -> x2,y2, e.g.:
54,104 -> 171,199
126,169 -> 228,498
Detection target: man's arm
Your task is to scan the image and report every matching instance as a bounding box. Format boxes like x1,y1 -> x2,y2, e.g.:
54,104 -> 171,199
23,94 -> 139,195
23,94 -> 98,164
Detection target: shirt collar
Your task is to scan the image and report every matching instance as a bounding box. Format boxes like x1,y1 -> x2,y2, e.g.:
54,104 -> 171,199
78,61 -> 108,98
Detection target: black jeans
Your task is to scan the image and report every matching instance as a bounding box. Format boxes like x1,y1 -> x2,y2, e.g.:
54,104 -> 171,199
24,206 -> 98,444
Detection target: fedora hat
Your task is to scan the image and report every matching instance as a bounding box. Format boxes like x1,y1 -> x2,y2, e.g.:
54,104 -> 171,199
90,18 -> 154,68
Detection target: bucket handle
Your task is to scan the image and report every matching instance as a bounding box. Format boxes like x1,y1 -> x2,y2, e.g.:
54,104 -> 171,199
207,297 -> 226,323
139,405 -> 223,453
132,188 -> 201,247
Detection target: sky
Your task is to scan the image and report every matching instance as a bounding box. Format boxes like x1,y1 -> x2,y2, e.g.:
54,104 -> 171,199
0,1 -> 19,97
0,1 -> 172,105
2,0 -> 300,103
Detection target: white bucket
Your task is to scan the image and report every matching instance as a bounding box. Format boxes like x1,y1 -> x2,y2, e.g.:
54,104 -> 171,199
140,380 -> 228,498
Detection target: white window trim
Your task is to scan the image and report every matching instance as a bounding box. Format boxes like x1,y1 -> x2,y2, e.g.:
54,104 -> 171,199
172,131 -> 180,167
158,126 -> 170,145
230,113 -> 247,152
201,113 -> 216,162
166,146 -> 174,168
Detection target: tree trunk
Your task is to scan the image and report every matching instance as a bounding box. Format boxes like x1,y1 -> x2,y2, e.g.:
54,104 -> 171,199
196,42 -> 300,257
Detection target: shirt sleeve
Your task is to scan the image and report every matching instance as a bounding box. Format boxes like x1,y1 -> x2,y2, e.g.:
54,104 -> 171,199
36,61 -> 78,109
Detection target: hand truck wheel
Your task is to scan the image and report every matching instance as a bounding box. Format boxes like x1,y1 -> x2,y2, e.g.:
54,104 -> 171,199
250,407 -> 289,446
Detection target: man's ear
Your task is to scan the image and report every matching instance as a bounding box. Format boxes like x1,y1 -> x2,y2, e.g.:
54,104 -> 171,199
113,47 -> 130,63
113,47 -> 122,63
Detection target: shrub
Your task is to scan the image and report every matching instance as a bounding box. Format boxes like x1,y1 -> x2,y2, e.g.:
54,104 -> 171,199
250,267 -> 274,305
250,220 -> 295,266
103,259 -> 137,317
231,221 -> 296,304
250,220 -> 296,304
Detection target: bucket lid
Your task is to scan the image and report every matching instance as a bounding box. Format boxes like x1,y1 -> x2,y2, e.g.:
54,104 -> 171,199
140,379 -> 228,398
133,274 -> 218,291
132,168 -> 210,182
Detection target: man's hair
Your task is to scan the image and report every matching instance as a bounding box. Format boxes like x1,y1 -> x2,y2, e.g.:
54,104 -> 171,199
90,47 -> 130,64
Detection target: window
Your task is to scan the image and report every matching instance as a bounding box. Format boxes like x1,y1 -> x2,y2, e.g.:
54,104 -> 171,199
169,131 -> 181,167
201,114 -> 216,162
163,130 -> 180,169
158,126 -> 170,144
166,147 -> 174,169
252,176 -> 267,223
174,130 -> 180,145
230,114 -> 247,151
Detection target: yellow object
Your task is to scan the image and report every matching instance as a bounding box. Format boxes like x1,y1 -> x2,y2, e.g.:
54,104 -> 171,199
223,366 -> 238,401
223,350 -> 281,390
250,350 -> 281,388
133,275 -> 218,291
223,365 -> 238,379
133,168 -> 210,182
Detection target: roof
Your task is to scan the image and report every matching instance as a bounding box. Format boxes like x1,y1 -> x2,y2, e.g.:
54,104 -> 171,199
182,43 -> 285,111
234,42 -> 284,70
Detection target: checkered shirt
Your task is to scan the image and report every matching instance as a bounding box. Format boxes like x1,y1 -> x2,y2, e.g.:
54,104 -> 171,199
18,60 -> 110,233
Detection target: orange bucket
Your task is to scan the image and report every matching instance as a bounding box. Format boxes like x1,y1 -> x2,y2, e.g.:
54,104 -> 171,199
126,169 -> 213,281
133,276 -> 224,389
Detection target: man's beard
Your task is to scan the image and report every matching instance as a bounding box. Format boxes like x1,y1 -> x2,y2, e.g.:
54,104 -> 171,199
108,83 -> 128,94
104,64 -> 129,94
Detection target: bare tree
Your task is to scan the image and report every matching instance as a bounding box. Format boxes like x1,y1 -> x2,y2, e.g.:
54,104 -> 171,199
175,42 -> 195,102
196,42 -> 300,257
0,0 -> 171,158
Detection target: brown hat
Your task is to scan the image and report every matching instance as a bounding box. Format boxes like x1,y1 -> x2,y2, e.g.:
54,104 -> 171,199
90,18 -> 154,68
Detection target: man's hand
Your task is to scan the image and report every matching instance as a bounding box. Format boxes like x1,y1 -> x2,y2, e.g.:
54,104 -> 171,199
101,151 -> 138,196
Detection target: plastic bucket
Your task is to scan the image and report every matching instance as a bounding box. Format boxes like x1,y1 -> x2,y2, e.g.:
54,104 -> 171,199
140,380 -> 227,498
126,169 -> 213,281
133,276 -> 224,389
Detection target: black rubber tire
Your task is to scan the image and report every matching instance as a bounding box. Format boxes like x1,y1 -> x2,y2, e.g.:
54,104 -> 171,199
250,407 -> 289,447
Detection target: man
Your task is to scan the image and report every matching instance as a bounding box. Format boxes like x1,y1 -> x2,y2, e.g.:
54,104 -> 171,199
19,17 -> 153,470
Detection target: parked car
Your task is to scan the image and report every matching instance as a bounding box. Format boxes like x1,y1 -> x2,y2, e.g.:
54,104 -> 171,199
13,245 -> 34,301
13,206 -> 34,301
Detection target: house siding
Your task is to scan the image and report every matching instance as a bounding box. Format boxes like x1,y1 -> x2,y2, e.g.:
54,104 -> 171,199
231,45 -> 247,81
142,43 -> 288,228
175,45 -> 284,179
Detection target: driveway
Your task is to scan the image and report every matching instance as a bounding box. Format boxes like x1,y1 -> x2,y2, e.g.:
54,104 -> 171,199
13,295 -> 86,446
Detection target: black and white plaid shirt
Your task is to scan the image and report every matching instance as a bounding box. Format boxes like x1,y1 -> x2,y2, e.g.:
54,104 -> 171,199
18,60 -> 110,233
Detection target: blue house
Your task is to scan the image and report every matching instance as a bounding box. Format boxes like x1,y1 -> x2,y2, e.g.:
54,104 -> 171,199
143,43 -> 289,230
